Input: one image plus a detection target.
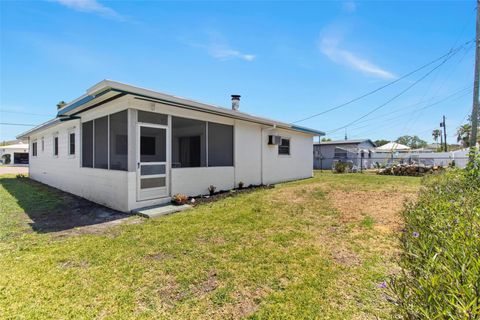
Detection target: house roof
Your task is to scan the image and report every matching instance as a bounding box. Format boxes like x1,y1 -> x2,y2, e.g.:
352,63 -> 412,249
1,143 -> 29,150
18,80 -> 325,139
375,141 -> 411,151
314,139 -> 376,147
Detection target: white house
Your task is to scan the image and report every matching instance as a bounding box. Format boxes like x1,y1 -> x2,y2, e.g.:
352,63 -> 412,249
18,80 -> 324,212
0,142 -> 29,166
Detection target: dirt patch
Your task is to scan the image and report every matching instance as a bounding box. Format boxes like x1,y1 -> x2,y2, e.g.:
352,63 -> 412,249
192,270 -> 218,296
16,178 -> 140,236
327,190 -> 415,233
331,247 -> 361,267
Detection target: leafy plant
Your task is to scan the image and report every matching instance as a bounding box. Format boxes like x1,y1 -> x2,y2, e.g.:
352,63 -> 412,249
171,193 -> 188,205
332,161 -> 350,174
238,181 -> 244,189
390,157 -> 480,318
208,185 -> 216,196
15,174 -> 26,179
1,154 -> 11,165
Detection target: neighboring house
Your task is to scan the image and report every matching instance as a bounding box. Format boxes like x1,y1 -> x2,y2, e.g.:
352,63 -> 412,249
313,139 -> 376,170
17,80 -> 324,212
0,142 -> 29,166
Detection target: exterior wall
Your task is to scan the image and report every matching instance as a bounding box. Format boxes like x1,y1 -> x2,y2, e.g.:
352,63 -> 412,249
261,128 -> 313,184
171,167 -> 235,196
28,98 -> 130,212
234,120 -> 262,186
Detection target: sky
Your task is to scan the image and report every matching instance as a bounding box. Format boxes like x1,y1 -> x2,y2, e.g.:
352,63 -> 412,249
0,0 -> 476,144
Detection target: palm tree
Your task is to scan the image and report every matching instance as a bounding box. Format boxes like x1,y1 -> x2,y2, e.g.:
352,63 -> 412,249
456,124 -> 472,148
432,129 -> 441,148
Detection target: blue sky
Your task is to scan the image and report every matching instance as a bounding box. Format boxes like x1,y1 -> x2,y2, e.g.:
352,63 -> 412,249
0,0 -> 476,143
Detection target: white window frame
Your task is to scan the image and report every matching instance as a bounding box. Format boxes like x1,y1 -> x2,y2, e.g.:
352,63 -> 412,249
68,128 -> 76,158
32,139 -> 38,157
53,133 -> 59,158
278,137 -> 291,156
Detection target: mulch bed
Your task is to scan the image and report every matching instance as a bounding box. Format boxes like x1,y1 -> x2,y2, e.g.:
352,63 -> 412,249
187,184 -> 274,206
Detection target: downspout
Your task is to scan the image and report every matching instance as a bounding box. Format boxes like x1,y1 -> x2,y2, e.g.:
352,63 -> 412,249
260,124 -> 277,185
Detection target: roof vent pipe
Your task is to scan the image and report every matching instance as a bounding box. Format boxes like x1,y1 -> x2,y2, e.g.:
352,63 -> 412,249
231,95 -> 240,111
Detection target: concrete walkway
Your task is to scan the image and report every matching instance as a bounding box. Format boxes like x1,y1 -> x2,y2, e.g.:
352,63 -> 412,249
133,203 -> 192,219
0,166 -> 29,175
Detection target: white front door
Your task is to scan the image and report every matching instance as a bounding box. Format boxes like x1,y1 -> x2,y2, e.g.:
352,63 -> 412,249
137,124 -> 169,201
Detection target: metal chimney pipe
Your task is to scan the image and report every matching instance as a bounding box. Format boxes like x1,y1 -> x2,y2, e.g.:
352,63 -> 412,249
231,95 -> 241,111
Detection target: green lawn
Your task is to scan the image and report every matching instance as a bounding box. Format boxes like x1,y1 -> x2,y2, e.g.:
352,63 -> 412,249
0,172 -> 420,319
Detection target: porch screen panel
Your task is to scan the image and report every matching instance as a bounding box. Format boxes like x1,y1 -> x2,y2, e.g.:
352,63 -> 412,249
208,122 -> 233,166
109,110 -> 128,171
171,117 -> 206,168
94,116 -> 108,169
82,121 -> 93,167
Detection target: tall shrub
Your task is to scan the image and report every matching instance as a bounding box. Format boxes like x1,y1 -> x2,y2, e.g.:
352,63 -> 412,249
390,154 -> 480,319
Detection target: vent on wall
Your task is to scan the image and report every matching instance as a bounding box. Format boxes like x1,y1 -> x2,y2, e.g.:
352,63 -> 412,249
268,135 -> 282,145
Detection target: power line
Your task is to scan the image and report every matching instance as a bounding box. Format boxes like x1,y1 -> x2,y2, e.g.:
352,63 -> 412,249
0,110 -> 53,117
291,40 -> 475,124
326,50 -> 462,135
0,122 -> 37,127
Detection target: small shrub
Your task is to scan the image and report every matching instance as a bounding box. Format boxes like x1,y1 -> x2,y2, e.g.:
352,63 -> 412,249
171,193 -> 188,205
333,161 -> 350,173
390,156 -> 480,318
16,173 -> 26,179
238,181 -> 244,189
208,185 -> 216,196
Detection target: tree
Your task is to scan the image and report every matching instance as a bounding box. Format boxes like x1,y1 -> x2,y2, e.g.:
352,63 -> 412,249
456,124 -> 472,148
395,135 -> 428,149
321,137 -> 332,142
374,139 -> 389,147
432,129 -> 442,147
56,101 -> 66,110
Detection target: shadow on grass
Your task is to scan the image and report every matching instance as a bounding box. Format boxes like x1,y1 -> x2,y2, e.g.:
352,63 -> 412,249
0,177 -> 130,233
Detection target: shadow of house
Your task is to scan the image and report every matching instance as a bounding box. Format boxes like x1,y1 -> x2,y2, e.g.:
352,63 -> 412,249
0,177 -> 130,233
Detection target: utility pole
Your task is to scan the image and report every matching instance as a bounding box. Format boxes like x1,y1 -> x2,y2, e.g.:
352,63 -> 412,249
470,0 -> 480,151
440,116 -> 447,152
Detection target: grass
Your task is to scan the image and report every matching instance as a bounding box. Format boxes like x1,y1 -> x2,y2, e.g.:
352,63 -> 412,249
0,171 -> 420,319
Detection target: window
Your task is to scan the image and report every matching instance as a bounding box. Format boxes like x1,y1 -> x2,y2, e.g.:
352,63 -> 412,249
32,141 -> 37,156
94,116 -> 108,169
69,132 -> 75,155
41,137 -> 44,152
109,110 -> 128,170
278,138 -> 290,155
53,136 -> 59,156
81,111 -> 128,171
172,117 -> 206,168
82,121 -> 94,168
334,147 -> 347,159
208,122 -> 233,166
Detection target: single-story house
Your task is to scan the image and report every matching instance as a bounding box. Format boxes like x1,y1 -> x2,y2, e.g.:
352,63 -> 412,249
0,142 -> 29,166
18,80 -> 324,212
313,139 -> 376,170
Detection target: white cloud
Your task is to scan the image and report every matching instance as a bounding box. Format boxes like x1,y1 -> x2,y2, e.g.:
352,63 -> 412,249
54,0 -> 124,20
342,1 -> 357,13
319,35 -> 396,79
206,44 -> 255,61
183,30 -> 255,62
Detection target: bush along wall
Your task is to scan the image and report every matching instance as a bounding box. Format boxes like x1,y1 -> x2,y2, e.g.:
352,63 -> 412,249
390,151 -> 480,319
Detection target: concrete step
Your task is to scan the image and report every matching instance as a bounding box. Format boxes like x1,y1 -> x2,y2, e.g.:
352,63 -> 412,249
133,203 -> 192,219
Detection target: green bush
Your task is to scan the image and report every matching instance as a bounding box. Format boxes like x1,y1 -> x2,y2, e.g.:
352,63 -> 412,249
390,153 -> 480,319
333,161 -> 350,173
